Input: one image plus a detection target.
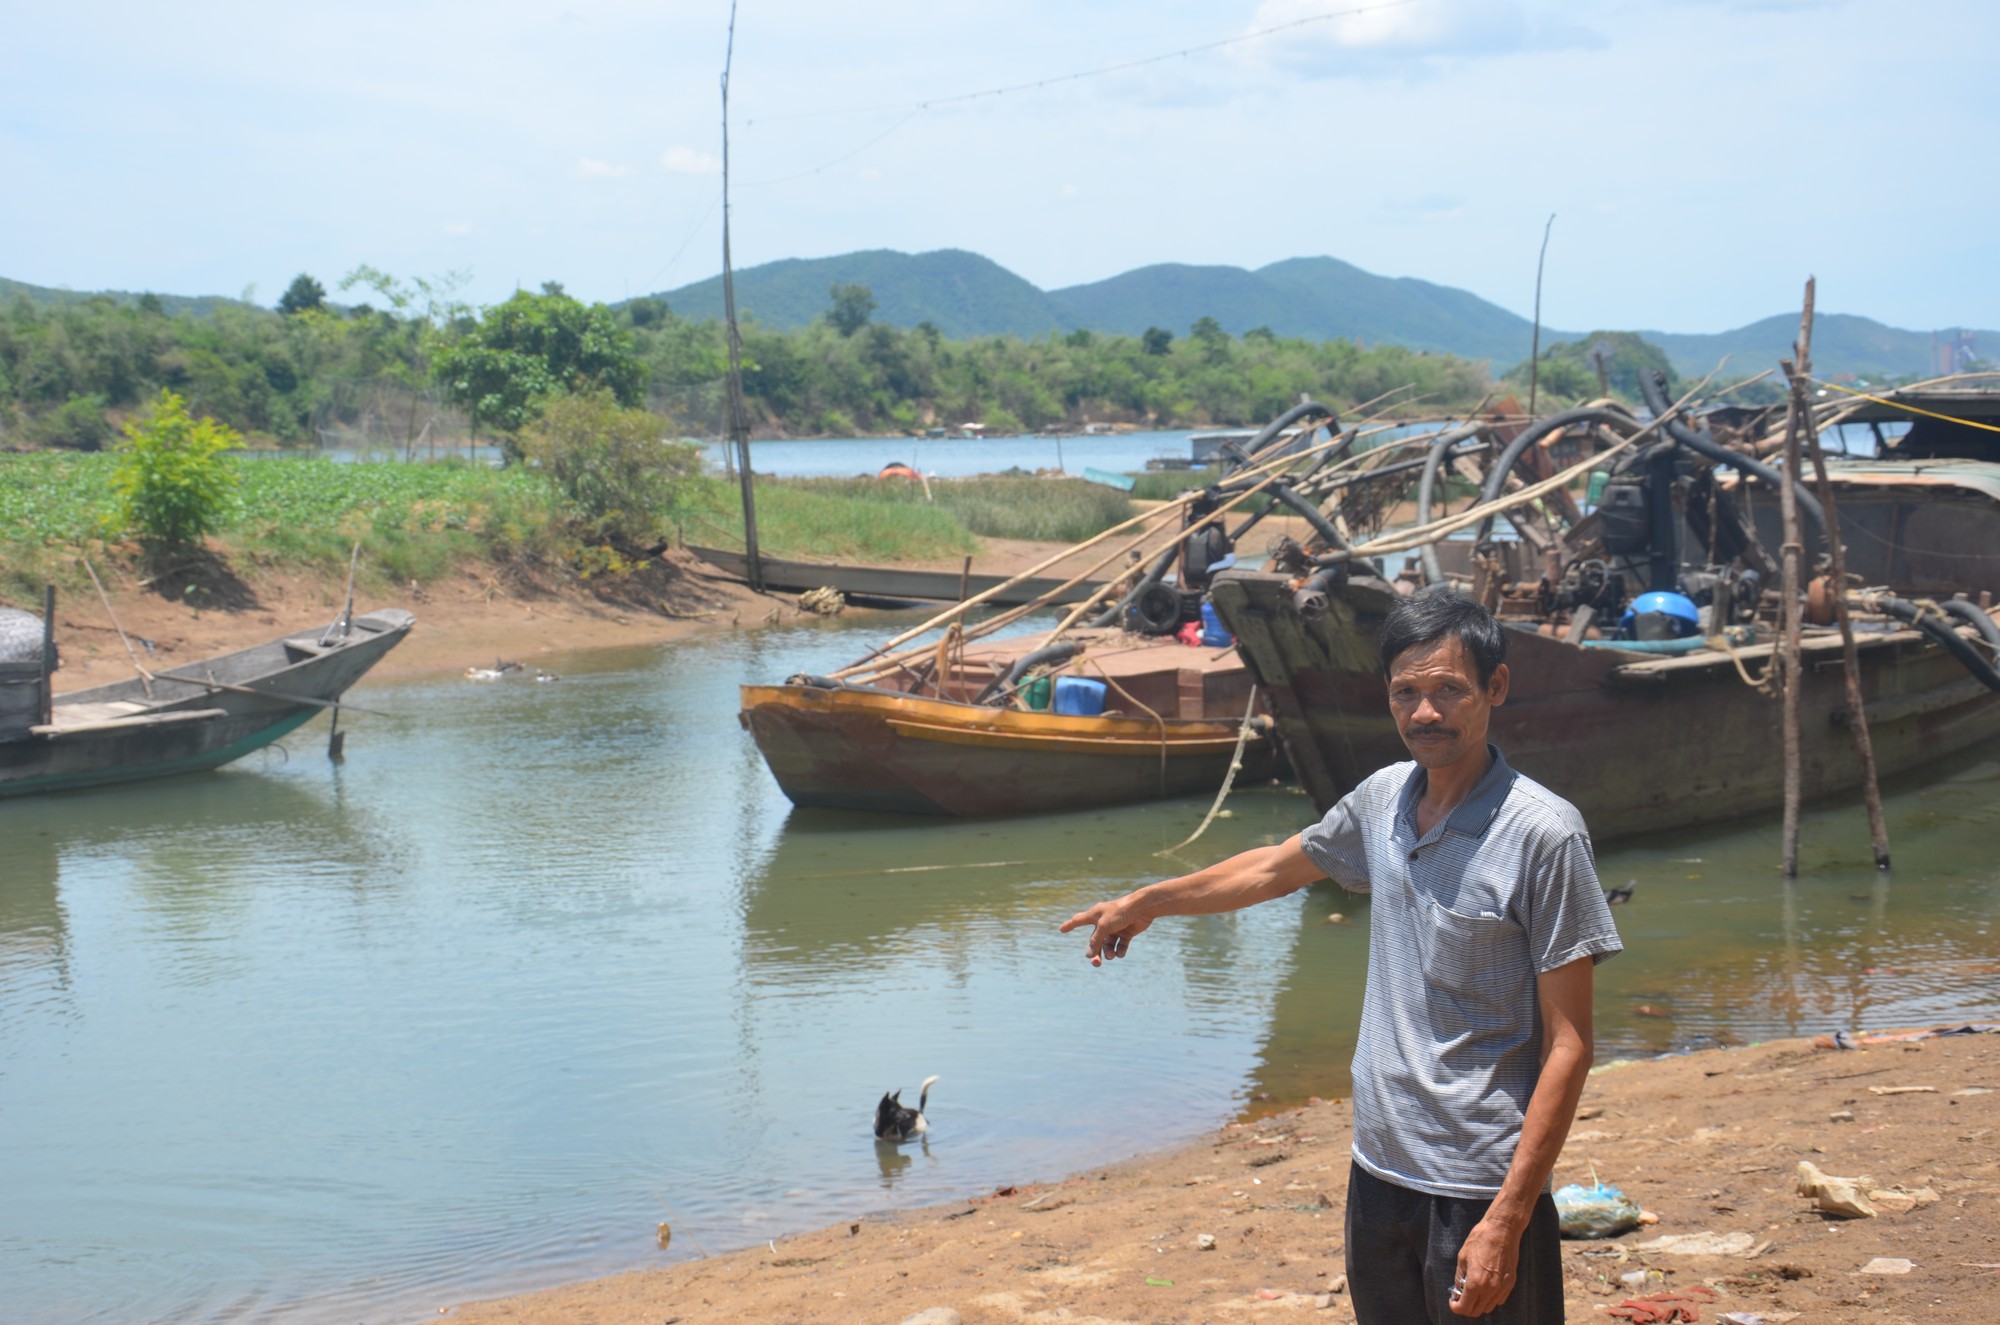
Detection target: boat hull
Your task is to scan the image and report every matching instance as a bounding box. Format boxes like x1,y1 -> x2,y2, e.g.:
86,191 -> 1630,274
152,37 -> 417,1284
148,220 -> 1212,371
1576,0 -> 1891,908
1210,571 -> 2000,842
0,610 -> 414,798
741,683 -> 1276,817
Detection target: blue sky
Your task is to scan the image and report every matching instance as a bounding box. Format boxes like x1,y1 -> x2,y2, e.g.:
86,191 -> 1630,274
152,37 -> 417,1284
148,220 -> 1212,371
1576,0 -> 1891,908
3,0 -> 1993,335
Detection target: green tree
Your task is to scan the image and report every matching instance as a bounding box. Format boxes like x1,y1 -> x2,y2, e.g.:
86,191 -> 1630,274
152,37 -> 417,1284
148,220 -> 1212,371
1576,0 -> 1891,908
516,389 -> 705,546
433,286 -> 642,442
1507,331 -> 1677,406
1141,326 -> 1174,357
1189,316 -> 1231,365
828,283 -> 876,337
110,389 -> 240,547
29,393 -> 113,450
278,274 -> 326,316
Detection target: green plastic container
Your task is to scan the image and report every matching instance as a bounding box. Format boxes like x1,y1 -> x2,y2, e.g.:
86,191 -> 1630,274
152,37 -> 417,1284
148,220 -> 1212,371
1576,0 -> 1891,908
1022,675 -> 1052,711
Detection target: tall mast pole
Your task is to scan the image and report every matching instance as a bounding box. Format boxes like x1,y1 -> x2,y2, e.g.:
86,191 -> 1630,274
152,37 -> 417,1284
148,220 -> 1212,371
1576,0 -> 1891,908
721,1 -> 762,591
1527,213 -> 1555,416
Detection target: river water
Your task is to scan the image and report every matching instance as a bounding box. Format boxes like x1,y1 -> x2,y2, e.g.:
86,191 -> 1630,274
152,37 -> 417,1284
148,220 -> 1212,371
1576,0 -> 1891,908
3,612 -> 1996,1324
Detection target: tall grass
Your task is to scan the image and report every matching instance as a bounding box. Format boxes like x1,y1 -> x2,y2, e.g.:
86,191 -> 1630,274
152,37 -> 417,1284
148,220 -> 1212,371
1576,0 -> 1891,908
694,475 -> 1135,561
0,453 -> 567,595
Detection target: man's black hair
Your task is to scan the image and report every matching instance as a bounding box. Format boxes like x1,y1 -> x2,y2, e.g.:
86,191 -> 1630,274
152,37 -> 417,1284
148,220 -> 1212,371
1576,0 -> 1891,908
1377,591 -> 1507,685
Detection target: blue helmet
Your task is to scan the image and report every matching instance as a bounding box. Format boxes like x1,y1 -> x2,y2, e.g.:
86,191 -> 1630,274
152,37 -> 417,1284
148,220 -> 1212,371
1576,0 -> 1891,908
1621,590 -> 1701,640
1631,591 -> 1699,624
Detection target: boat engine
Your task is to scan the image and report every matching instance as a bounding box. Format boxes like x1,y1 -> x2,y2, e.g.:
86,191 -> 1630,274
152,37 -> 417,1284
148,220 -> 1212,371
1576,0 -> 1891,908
1538,557 -> 1628,626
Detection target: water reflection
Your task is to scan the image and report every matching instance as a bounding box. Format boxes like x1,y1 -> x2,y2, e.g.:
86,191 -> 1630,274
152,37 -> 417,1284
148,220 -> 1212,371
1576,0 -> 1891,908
2,609 -> 1995,1325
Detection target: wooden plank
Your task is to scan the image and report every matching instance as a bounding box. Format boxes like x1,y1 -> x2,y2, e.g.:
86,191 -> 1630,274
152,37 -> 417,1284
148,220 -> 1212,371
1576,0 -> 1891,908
34,707 -> 229,737
884,717 -> 1236,756
687,545 -> 1108,606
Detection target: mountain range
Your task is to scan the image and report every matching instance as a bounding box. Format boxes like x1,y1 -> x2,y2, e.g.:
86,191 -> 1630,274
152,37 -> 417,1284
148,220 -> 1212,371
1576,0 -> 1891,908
653,249 -> 1993,382
6,254 -> 1988,382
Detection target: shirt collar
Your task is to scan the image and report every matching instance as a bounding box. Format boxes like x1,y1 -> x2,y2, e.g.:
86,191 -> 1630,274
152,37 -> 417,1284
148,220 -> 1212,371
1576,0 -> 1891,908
1398,744 -> 1517,840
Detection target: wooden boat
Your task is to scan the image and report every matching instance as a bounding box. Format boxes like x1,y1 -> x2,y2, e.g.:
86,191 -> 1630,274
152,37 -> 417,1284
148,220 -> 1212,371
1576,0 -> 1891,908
741,628 -> 1278,817
689,544 -> 1108,607
1212,570 -> 2000,842
1209,385 -> 2000,842
0,607 -> 414,797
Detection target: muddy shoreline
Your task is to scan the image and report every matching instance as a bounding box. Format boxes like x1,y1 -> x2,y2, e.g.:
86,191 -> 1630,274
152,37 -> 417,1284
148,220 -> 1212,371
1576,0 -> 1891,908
440,1031 -> 1996,1325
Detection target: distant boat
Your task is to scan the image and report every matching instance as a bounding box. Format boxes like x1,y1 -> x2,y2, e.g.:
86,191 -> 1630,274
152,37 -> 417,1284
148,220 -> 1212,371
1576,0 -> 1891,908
0,607 -> 414,798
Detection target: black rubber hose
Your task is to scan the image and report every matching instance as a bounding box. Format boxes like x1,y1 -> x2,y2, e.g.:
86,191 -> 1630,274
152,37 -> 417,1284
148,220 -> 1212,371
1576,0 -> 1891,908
1471,406 -> 1643,548
1234,401 -> 1341,469
1268,481 -> 1384,579
1090,544 -> 1181,628
1639,369 -> 1826,546
1864,595 -> 2000,692
1941,598 -> 2000,653
1414,421 -> 1489,585
974,639 -> 1087,705
1293,565 -> 1345,619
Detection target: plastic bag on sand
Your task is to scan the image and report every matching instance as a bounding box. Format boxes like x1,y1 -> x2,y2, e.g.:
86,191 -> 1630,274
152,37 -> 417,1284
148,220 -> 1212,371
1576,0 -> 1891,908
1554,1180 -> 1643,1238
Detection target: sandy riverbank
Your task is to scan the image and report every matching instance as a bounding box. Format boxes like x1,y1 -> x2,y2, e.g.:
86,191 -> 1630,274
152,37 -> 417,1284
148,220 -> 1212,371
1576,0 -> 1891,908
34,536 -> 1128,693
445,1030 -> 1996,1325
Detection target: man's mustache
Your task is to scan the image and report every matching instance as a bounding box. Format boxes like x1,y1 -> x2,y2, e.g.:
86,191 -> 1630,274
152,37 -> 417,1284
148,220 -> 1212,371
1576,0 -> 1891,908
1406,725 -> 1454,738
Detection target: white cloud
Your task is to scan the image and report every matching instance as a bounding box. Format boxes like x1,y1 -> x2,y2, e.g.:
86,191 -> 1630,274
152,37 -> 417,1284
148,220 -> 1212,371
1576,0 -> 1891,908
659,145 -> 721,175
575,156 -> 635,178
1244,0 -> 1603,74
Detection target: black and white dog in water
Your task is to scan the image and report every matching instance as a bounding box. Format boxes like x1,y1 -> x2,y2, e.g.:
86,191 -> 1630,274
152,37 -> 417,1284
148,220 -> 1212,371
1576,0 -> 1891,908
873,1075 -> 939,1142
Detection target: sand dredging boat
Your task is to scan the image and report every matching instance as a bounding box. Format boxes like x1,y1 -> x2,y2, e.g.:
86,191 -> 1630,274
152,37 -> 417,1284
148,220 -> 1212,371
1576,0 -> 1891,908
1205,375 -> 2000,842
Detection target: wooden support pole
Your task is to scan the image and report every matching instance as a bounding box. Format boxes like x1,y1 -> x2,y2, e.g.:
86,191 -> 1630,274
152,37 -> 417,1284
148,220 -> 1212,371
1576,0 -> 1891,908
1787,281 -> 1890,870
40,584 -> 56,727
1777,286 -> 1809,878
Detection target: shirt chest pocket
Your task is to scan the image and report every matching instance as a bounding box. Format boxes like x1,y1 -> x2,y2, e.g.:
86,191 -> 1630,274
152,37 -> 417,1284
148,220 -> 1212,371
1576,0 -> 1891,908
1418,896 -> 1523,999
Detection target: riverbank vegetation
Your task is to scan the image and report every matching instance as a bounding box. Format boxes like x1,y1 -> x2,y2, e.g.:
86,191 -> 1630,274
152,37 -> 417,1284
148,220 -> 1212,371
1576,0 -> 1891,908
0,444 -> 1137,604
1,273 -> 1504,452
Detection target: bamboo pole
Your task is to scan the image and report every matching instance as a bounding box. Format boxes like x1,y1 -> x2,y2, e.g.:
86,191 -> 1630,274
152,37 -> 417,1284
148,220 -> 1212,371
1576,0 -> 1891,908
831,417 -> 1383,678
1787,280 -> 1890,870
1777,287 -> 1810,879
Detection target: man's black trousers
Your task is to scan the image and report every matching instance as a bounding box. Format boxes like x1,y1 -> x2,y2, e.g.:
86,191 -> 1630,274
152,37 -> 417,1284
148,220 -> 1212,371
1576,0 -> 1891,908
1344,1161 -> 1565,1324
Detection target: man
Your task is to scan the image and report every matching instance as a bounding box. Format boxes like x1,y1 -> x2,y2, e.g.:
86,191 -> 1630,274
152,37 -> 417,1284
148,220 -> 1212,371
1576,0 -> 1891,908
1060,593 -> 1621,1323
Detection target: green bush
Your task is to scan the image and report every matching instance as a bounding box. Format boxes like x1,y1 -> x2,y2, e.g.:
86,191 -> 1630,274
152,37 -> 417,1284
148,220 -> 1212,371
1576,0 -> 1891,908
31,394 -> 114,451
110,390 -> 240,547
516,390 -> 705,546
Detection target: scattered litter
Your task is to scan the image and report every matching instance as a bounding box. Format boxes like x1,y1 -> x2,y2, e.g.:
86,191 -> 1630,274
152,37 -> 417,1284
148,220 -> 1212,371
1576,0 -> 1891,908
1796,1161 -> 1876,1219
900,1310 -> 963,1325
1956,1087 -> 1993,1096
1860,1257 -> 1916,1275
1555,1178 -> 1644,1239
656,1221 -> 672,1250
1313,1291 -> 1336,1309
1256,1288 -> 1283,1300
1719,1313 -> 1799,1324
1868,1085 -> 1937,1095
1020,1194 -> 1072,1213
1145,1277 -> 1174,1288
1828,1110 -> 1855,1123
1608,1284 -> 1716,1322
797,586 -> 846,616
1634,1230 -> 1758,1256
1197,1233 -> 1217,1251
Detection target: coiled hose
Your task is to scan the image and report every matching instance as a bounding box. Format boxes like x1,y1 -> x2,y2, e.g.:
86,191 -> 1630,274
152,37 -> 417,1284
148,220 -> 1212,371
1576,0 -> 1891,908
1853,593 -> 2000,693
1639,369 -> 1826,552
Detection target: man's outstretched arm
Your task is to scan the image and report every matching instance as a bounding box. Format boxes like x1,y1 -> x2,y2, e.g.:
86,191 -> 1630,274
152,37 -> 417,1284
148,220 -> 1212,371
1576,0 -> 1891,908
1058,834 -> 1326,966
